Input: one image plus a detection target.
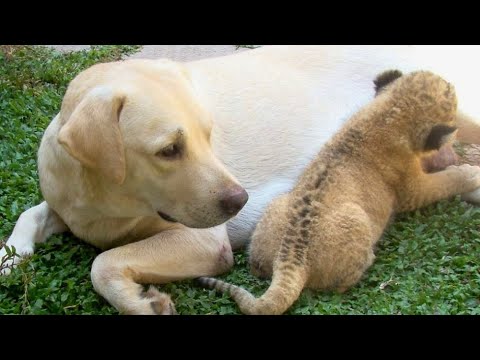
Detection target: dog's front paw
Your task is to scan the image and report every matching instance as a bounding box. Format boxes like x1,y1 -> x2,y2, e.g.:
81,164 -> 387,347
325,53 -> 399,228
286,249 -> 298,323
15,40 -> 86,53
0,242 -> 33,275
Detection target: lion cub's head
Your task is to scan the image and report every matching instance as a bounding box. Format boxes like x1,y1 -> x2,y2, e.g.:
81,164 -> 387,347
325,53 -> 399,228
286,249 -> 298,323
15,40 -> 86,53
373,70 -> 458,155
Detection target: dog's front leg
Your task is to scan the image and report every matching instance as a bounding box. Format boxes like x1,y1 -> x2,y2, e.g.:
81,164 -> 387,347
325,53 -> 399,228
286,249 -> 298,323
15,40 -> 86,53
1,201 -> 68,274
90,224 -> 233,315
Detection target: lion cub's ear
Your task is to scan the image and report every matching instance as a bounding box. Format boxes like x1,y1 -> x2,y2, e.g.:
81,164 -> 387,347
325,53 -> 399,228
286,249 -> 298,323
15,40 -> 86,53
424,125 -> 458,151
57,87 -> 127,184
374,70 -> 403,96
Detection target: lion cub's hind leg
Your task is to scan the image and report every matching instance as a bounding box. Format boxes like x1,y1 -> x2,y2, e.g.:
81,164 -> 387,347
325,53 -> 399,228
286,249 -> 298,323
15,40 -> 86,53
308,202 -> 377,294
249,194 -> 290,279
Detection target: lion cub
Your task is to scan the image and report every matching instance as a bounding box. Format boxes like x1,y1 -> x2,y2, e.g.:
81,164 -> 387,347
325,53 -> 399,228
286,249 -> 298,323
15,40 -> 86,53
198,71 -> 480,315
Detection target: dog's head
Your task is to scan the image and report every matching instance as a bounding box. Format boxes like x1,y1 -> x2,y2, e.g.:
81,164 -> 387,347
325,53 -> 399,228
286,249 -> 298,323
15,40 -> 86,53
57,59 -> 248,229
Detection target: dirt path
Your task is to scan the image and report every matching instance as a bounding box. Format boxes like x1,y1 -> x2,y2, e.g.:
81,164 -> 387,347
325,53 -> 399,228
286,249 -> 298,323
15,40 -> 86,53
47,45 -> 249,61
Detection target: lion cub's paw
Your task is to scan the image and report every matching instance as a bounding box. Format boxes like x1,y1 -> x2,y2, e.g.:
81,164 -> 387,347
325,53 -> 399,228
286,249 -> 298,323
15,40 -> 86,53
461,188 -> 480,205
448,164 -> 480,188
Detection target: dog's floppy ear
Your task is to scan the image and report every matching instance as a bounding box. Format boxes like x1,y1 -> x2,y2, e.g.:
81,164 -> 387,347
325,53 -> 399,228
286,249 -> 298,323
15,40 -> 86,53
58,87 -> 126,184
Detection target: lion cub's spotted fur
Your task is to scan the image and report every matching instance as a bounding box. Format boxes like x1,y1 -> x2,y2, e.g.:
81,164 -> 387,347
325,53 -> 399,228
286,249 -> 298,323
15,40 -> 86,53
198,71 -> 480,315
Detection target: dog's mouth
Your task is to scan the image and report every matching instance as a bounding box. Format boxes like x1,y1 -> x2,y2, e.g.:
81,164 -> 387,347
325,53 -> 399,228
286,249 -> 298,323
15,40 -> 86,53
157,211 -> 178,223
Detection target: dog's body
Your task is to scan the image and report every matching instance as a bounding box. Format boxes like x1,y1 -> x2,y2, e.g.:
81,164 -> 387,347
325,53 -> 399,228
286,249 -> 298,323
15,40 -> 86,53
199,71 -> 480,315
3,46 -> 480,314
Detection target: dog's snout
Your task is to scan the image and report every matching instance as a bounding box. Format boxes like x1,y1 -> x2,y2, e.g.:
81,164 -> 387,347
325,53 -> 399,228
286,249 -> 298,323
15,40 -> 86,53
219,186 -> 249,215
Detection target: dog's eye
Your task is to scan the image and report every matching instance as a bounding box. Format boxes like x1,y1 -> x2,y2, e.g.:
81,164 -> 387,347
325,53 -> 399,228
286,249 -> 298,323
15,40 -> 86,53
158,143 -> 182,159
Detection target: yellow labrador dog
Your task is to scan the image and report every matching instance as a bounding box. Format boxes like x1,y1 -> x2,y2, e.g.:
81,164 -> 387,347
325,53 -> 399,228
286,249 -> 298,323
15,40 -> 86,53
2,45 -> 480,314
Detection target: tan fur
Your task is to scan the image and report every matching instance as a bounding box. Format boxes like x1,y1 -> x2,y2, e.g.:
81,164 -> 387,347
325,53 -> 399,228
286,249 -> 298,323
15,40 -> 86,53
199,71 -> 480,315
57,88 -> 127,184
456,111 -> 480,144
37,59 -> 244,314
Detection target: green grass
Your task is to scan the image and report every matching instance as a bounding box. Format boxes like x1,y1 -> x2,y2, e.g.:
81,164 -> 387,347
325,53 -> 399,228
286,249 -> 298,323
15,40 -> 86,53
1,45 -> 480,315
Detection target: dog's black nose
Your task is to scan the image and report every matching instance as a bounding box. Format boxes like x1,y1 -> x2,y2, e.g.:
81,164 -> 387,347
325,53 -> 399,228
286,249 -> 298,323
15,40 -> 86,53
220,186 -> 249,215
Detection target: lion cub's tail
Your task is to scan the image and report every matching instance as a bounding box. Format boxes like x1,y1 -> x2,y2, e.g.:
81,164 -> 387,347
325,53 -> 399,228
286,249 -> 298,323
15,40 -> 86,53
197,264 -> 307,315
